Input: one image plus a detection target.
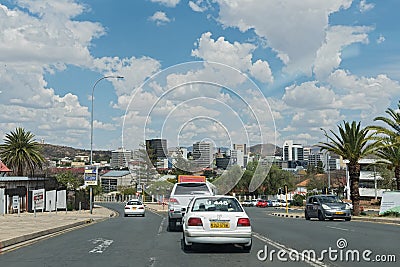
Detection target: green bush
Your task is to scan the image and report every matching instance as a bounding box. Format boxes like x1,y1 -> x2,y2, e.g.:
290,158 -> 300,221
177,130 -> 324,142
292,194 -> 305,206
382,211 -> 400,217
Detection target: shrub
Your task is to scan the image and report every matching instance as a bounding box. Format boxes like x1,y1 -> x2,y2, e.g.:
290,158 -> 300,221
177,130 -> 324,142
292,194 -> 305,206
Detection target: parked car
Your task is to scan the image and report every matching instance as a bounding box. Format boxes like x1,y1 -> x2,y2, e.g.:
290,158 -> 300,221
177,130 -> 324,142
271,199 -> 289,207
241,200 -> 253,207
124,199 -> 145,217
305,195 -> 351,221
255,199 -> 268,208
251,199 -> 259,207
182,195 -> 252,252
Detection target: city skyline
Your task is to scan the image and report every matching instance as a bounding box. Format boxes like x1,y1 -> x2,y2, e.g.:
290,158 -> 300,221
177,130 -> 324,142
1,1 -> 400,151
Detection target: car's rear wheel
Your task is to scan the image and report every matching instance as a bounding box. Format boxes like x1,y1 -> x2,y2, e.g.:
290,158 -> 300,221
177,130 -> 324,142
318,211 -> 325,221
243,242 -> 252,253
168,218 -> 176,231
305,211 -> 310,220
182,234 -> 192,251
345,217 -> 351,221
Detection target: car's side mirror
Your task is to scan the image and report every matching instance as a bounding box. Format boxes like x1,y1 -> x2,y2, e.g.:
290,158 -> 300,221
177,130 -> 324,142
313,201 -> 319,205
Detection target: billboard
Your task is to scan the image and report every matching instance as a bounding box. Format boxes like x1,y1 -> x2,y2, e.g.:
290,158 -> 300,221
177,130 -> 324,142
85,166 -> 98,186
32,189 -> 45,210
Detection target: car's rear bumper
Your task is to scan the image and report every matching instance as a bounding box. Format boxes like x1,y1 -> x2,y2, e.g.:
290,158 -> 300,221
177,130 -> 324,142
124,210 -> 145,215
184,229 -> 252,244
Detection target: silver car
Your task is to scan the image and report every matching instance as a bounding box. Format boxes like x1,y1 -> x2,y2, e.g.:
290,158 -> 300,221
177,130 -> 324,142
182,195 -> 252,252
305,195 -> 351,221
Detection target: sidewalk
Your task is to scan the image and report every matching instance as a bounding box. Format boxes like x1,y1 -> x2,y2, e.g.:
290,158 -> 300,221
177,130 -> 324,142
0,205 -> 116,252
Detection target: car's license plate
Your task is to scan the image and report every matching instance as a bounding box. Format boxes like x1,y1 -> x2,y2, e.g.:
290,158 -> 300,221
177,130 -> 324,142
210,221 -> 230,228
335,211 -> 344,214
132,207 -> 136,210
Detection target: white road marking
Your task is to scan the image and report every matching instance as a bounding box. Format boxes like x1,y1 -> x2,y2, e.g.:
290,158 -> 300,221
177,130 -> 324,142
326,226 -> 350,231
252,232 -> 329,267
148,257 -> 156,267
158,217 -> 166,235
89,238 -> 114,254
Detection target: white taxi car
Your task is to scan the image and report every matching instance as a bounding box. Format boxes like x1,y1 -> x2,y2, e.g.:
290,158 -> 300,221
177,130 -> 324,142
182,195 -> 252,252
124,199 -> 145,217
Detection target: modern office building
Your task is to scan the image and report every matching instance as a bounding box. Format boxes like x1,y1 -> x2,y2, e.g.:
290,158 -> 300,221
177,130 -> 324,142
233,144 -> 247,154
192,141 -> 214,169
230,149 -> 244,167
283,140 -> 304,161
111,148 -> 133,169
145,139 -> 168,165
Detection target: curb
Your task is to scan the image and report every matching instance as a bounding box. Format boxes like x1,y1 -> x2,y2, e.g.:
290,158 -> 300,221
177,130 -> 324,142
0,209 -> 117,252
271,213 -> 400,225
271,213 -> 304,219
0,219 -> 91,250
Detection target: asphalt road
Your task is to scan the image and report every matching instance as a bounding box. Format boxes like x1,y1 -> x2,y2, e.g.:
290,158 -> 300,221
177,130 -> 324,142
0,204 -> 398,267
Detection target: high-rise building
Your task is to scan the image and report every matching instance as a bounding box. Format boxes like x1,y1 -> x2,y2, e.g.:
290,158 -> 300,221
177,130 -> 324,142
283,140 -> 304,161
233,144 -> 247,154
192,141 -> 214,169
145,139 -> 168,165
111,147 -> 133,169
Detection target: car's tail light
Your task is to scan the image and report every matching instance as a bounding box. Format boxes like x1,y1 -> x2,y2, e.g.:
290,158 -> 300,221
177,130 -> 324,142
169,198 -> 179,204
237,218 -> 251,227
138,206 -> 144,209
124,206 -> 130,209
188,217 -> 203,226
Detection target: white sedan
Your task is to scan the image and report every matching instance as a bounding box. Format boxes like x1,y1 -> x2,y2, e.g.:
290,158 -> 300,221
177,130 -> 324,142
182,195 -> 252,252
124,199 -> 145,217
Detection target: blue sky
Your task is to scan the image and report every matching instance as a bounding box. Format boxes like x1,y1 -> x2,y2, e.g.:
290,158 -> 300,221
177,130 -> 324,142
1,0 -> 400,152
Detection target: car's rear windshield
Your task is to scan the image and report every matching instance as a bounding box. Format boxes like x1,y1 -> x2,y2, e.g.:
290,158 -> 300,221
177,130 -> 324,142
127,201 -> 142,205
192,197 -> 243,212
174,183 -> 210,195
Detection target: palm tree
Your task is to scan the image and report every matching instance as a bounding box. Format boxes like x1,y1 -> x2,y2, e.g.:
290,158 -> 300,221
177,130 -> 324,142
368,100 -> 400,190
370,100 -> 400,140
374,138 -> 400,190
318,121 -> 380,216
0,127 -> 45,176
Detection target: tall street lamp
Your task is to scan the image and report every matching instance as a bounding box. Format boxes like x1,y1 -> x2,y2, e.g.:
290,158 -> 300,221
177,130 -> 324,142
90,75 -> 124,164
320,128 -> 331,191
89,75 -> 123,214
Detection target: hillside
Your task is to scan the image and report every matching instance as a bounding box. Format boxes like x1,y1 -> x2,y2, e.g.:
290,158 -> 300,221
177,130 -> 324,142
39,143 -> 112,161
250,144 -> 282,157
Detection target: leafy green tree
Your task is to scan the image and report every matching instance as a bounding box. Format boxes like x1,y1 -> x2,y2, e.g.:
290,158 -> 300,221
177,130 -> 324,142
0,127 -> 45,176
318,121 -> 380,215
132,144 -> 159,185
56,171 -> 83,190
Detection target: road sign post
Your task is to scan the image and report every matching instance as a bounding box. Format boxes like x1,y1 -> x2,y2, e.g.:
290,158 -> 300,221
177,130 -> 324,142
85,166 -> 98,214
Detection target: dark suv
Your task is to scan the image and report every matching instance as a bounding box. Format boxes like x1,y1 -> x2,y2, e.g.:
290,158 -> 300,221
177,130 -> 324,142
305,195 -> 351,221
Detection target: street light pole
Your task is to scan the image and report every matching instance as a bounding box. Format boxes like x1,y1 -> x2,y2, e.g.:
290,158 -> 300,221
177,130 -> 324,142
89,75 -> 123,214
320,128 -> 331,191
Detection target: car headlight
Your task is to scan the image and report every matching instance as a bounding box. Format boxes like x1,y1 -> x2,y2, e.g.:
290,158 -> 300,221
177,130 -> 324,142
322,204 -> 331,210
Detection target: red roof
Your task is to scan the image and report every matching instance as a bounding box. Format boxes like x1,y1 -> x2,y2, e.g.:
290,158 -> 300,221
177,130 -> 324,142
0,161 -> 11,172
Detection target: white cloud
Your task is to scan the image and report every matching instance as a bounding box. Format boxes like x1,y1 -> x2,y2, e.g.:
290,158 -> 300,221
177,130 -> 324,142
327,69 -> 400,114
192,32 -> 273,83
213,0 -> 352,76
359,0 -> 374,12
189,1 -> 208,12
283,81 -> 336,109
377,35 -> 385,44
150,0 -> 180,7
314,25 -> 371,80
148,11 -> 172,26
